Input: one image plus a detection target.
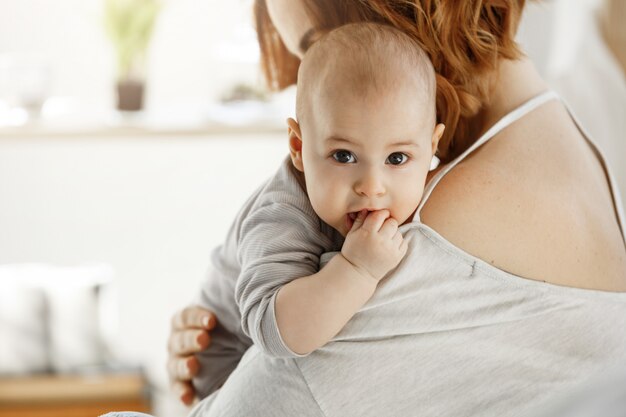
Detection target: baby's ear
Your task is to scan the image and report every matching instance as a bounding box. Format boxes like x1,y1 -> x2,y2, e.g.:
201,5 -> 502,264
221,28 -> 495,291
287,118 -> 304,172
431,123 -> 445,155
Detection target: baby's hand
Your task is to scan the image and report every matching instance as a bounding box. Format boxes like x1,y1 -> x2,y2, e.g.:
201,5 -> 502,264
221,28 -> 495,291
341,209 -> 408,283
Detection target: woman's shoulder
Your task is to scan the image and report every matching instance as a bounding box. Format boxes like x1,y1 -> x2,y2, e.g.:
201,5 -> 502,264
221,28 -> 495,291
421,101 -> 626,291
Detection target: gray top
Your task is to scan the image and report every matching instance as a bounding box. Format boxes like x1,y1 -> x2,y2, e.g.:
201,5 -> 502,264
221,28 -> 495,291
191,91 -> 626,416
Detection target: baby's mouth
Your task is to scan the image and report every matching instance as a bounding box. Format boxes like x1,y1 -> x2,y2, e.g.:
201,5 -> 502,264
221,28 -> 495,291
346,210 -> 374,231
346,209 -> 390,231
346,211 -> 358,231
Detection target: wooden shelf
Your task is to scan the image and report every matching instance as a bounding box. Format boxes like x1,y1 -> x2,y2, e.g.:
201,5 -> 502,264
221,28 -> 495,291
0,373 -> 151,417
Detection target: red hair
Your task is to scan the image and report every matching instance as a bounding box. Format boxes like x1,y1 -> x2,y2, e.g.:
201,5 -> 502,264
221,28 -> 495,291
254,0 -> 527,161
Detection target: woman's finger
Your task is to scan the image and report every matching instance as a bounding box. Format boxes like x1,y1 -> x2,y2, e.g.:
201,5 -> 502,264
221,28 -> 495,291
171,380 -> 196,406
167,355 -> 200,381
168,329 -> 211,355
171,306 -> 217,331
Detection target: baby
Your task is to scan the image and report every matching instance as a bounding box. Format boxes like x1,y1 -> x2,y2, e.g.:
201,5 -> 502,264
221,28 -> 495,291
192,21 -> 444,397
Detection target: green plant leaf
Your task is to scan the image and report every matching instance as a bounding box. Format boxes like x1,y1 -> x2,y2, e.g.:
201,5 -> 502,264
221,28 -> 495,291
104,0 -> 161,80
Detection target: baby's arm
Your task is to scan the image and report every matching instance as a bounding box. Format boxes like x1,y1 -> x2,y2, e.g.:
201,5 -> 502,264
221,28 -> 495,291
235,200 -> 335,358
275,209 -> 407,355
237,206 -> 407,357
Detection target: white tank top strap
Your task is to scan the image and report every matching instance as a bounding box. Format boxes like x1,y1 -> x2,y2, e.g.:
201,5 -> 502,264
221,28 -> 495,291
559,96 -> 626,243
414,90 -> 559,219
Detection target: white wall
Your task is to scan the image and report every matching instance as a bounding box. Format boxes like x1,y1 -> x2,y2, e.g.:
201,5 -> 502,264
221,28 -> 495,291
0,133 -> 288,415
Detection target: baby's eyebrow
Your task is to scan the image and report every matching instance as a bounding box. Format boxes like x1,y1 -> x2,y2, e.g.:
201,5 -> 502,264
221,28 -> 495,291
387,141 -> 421,148
325,136 -> 357,145
325,136 -> 420,148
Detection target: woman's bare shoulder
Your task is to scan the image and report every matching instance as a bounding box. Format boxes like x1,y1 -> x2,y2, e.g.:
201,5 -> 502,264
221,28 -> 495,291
421,107 -> 626,291
420,157 -> 543,275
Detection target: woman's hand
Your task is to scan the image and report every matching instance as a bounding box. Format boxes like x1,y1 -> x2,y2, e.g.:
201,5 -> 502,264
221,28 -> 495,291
341,209 -> 408,282
167,306 -> 217,405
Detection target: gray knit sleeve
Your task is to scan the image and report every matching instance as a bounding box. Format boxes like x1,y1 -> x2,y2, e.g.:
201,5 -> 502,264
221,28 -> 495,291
191,184 -> 267,399
235,202 -> 329,358
192,244 -> 253,399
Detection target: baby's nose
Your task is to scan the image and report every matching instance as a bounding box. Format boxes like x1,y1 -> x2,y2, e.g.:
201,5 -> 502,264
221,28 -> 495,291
354,173 -> 386,197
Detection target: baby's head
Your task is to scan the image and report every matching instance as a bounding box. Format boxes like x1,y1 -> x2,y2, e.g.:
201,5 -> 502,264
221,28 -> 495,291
287,22 -> 445,237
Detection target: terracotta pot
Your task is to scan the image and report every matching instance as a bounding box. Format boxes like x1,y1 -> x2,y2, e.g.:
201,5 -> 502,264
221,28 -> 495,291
116,80 -> 144,111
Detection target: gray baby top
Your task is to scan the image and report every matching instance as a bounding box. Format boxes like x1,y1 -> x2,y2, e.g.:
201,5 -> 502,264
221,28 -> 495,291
191,91 -> 626,417
192,158 -> 343,398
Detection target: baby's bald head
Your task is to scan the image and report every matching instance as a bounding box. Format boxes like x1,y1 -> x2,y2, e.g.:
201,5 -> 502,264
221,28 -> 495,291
296,22 -> 436,130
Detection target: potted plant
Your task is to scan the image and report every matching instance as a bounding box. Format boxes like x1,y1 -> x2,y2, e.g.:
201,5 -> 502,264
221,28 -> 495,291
104,0 -> 161,111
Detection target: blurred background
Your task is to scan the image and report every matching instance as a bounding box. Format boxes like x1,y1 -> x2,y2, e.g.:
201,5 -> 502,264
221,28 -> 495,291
0,0 -> 624,416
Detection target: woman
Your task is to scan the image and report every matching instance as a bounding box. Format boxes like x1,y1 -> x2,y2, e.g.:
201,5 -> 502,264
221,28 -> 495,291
168,0 -> 626,414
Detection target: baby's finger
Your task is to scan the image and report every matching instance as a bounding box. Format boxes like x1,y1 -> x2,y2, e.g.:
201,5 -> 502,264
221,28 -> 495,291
392,230 -> 403,247
399,239 -> 409,256
350,209 -> 368,231
362,209 -> 390,232
172,306 -> 216,331
379,217 -> 399,238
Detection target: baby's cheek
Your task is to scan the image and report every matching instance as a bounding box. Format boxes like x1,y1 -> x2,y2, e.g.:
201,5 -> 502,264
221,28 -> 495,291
415,188 -> 425,205
397,188 -> 424,225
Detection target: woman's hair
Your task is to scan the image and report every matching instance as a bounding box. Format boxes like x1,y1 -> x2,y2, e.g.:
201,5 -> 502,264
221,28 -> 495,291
254,0 -> 527,161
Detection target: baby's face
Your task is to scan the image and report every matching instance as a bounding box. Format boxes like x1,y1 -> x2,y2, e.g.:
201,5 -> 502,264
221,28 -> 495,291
294,86 -> 441,237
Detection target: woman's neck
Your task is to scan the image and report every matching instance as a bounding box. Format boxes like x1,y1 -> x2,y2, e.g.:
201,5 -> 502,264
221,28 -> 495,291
472,57 -> 549,136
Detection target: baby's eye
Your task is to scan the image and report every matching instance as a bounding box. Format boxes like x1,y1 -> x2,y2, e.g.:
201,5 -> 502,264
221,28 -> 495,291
386,152 -> 409,165
332,150 -> 356,164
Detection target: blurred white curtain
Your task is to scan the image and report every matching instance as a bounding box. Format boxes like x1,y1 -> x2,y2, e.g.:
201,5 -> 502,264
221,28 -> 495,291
519,0 -> 626,211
